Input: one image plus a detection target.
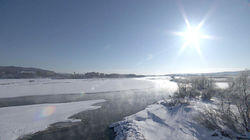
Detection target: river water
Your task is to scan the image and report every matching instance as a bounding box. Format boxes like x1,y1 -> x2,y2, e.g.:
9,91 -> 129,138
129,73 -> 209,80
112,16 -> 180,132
0,77 -> 177,140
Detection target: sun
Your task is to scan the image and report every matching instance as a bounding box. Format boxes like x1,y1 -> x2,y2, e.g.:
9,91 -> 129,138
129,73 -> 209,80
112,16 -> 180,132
183,27 -> 202,45
174,25 -> 212,56
172,2 -> 215,56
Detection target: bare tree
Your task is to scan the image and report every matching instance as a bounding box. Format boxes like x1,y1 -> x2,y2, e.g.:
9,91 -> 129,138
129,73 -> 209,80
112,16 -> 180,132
229,71 -> 250,132
173,76 -> 215,100
205,71 -> 250,135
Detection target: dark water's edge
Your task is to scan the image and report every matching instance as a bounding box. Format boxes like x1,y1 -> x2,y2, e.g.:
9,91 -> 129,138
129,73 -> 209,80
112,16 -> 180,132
0,88 -> 152,108
18,101 -> 119,140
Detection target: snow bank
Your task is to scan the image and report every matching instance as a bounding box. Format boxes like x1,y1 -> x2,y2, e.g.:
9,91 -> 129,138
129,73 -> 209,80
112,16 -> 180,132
0,77 -> 177,98
111,99 -> 228,140
0,99 -> 105,140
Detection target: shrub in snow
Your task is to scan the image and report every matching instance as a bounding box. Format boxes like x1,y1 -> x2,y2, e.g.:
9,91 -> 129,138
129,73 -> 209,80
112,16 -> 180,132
200,88 -> 215,101
174,83 -> 191,99
173,76 -> 215,101
191,76 -> 216,101
198,71 -> 250,138
226,71 -> 250,132
196,106 -> 244,138
191,76 -> 212,91
195,108 -> 221,131
163,97 -> 190,108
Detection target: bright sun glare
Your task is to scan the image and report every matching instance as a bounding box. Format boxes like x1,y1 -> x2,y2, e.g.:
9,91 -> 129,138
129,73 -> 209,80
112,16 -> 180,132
183,27 -> 201,44
174,25 -> 207,56
173,4 -> 215,56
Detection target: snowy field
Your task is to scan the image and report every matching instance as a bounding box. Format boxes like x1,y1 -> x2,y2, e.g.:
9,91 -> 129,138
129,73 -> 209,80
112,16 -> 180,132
0,77 -> 177,98
0,99 -> 105,140
111,99 -> 228,140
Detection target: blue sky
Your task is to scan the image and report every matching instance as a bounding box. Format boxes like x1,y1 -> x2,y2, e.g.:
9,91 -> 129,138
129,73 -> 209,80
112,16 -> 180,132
0,0 -> 249,74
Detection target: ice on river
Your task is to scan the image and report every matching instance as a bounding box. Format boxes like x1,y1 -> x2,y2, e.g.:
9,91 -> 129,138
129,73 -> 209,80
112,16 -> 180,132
0,99 -> 105,140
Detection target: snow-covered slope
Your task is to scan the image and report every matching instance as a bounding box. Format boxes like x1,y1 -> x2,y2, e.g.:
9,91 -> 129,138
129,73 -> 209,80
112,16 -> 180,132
110,99 -> 228,140
0,99 -> 105,140
0,77 -> 177,98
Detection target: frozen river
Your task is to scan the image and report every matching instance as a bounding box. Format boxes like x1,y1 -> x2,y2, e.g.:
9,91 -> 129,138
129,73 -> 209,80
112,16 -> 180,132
0,77 -> 178,140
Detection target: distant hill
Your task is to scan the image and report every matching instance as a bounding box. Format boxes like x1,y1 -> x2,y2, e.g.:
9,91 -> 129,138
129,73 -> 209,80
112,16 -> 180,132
0,66 -> 56,78
166,70 -> 250,77
0,66 -> 145,79
199,70 -> 249,77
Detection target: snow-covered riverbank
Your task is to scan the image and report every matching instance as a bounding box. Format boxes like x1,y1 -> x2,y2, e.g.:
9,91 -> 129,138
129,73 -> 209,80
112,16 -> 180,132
110,99 -> 230,140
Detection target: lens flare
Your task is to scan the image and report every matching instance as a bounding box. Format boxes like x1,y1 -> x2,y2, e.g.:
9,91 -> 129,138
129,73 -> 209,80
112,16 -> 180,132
41,106 -> 56,117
